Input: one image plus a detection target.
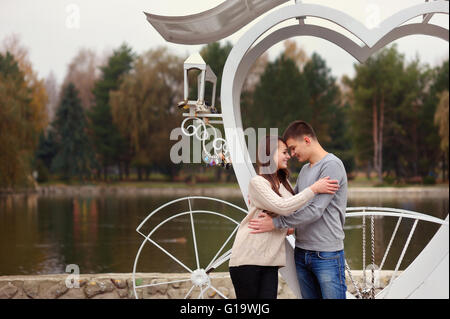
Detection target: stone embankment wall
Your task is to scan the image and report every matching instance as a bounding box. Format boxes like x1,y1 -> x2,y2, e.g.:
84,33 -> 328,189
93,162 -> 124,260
0,271 -> 399,299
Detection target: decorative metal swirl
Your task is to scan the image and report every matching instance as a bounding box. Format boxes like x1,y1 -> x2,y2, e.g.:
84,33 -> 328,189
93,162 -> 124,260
181,117 -> 231,167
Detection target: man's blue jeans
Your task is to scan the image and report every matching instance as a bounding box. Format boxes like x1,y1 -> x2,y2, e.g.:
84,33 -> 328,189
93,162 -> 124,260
294,247 -> 347,299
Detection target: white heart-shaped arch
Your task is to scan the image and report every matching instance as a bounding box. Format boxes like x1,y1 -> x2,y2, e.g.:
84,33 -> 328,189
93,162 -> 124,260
221,1 -> 449,201
220,1 -> 448,299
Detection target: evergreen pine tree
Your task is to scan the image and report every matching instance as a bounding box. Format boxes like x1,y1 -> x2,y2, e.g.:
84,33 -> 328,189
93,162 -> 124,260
248,54 -> 310,132
51,83 -> 96,181
88,44 -> 134,180
36,129 -> 58,170
34,129 -> 59,182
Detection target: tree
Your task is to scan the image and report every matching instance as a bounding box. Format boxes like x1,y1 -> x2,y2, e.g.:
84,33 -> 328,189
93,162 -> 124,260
35,129 -> 59,182
2,35 -> 49,187
242,53 -> 269,94
303,53 -> 341,145
51,83 -> 96,180
283,39 -> 308,71
344,46 -> 404,183
241,48 -> 355,174
0,52 -> 35,188
434,91 -> 448,152
328,100 -> 355,175
435,90 -> 449,154
245,54 -> 310,132
1,34 -> 48,133
344,46 -> 447,183
434,89 -> 449,181
88,43 -> 134,180
44,71 -> 60,123
199,42 -> 233,108
383,58 -> 429,179
63,48 -> 102,110
110,47 -> 183,180
429,60 -> 449,181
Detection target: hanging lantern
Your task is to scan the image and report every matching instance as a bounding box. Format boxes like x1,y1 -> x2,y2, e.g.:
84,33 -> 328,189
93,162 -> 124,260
178,52 -> 217,115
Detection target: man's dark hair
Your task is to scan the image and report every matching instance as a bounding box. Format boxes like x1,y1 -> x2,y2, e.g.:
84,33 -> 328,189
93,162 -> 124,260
282,120 -> 317,141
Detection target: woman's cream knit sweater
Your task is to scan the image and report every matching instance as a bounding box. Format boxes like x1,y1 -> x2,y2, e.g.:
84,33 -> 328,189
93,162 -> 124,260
229,175 -> 315,268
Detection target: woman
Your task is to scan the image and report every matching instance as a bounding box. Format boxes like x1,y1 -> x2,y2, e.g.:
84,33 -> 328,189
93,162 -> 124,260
228,136 -> 339,299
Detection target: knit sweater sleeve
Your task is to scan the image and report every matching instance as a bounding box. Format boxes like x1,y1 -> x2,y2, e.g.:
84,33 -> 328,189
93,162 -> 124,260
248,176 -> 315,216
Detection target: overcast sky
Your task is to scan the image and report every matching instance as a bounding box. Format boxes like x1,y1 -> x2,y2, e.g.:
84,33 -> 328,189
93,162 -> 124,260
0,0 -> 448,84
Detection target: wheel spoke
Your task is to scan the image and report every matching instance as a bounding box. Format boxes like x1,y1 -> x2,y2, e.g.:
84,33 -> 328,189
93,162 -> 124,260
379,216 -> 402,272
383,219 -> 419,298
145,236 -> 193,273
184,285 -> 196,299
206,249 -> 232,274
197,286 -> 205,299
206,224 -> 239,271
188,198 -> 201,269
209,284 -> 228,299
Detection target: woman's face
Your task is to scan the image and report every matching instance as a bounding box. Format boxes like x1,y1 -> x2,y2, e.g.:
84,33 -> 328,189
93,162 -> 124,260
276,141 -> 291,170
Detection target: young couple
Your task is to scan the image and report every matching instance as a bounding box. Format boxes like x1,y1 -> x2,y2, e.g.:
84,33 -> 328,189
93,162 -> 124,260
228,120 -> 348,299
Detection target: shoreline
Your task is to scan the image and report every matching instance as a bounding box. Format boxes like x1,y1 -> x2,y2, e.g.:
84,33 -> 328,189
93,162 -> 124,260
0,185 -> 448,198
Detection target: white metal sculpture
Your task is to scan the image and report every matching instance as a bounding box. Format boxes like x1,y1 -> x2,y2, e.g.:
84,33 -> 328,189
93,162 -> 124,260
136,0 -> 449,299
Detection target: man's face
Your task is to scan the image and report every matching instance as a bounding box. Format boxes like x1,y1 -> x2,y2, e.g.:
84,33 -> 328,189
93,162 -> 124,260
286,136 -> 310,162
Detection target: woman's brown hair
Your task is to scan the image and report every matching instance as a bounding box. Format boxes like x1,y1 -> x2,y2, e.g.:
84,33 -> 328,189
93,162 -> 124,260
256,135 -> 294,196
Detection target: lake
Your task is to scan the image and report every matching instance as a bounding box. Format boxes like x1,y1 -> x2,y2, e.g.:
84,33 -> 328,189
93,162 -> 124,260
0,189 -> 448,276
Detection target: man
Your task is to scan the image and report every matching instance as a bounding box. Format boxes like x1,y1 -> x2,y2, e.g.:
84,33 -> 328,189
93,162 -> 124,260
248,120 -> 348,299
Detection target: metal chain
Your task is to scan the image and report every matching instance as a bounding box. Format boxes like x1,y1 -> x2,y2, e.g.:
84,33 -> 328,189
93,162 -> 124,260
370,214 -> 375,299
346,213 -> 376,299
345,260 -> 363,299
362,213 -> 366,289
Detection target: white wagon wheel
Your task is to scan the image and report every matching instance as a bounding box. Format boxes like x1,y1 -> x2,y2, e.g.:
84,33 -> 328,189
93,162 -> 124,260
344,207 -> 448,299
132,196 -> 247,299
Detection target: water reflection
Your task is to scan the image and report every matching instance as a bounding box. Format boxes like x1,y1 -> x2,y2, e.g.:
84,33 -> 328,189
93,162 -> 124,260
0,192 -> 448,275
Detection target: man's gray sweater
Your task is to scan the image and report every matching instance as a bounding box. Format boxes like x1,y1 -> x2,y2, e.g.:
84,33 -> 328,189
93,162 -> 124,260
272,153 -> 347,252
